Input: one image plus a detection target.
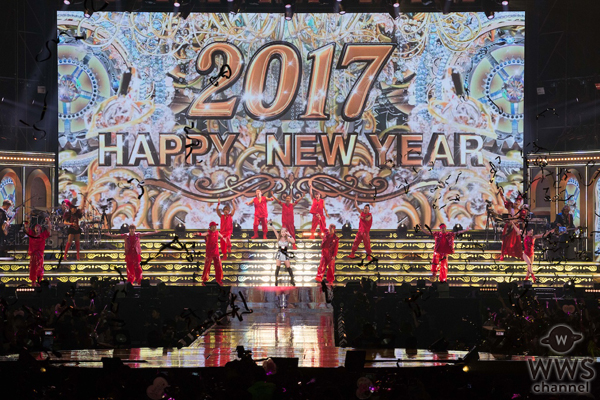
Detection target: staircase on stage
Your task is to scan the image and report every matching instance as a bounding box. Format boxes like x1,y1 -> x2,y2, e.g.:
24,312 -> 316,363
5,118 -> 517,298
0,231 -> 597,286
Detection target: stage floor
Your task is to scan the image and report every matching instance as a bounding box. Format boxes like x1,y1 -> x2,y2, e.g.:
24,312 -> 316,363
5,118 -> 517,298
1,286 -> 598,368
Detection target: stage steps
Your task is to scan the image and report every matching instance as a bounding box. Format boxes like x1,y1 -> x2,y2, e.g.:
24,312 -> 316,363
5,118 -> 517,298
0,232 -> 597,287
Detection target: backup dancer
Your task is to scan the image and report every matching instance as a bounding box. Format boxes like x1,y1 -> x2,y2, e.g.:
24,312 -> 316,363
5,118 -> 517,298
510,220 -> 547,283
269,221 -> 296,286
246,189 -> 274,239
196,221 -> 225,285
309,183 -> 329,239
348,195 -> 372,259
24,217 -> 51,286
105,225 -> 158,285
499,191 -> 526,260
216,198 -> 236,259
423,224 -> 469,283
273,192 -> 303,250
316,224 -> 339,284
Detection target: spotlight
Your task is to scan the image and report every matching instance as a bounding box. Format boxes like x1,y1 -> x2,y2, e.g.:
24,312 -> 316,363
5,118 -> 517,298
563,279 -> 576,297
232,222 -> 242,238
390,2 -> 400,20
443,0 -> 452,14
64,0 -> 70,4
84,8 -> 93,18
487,12 -> 495,19
396,223 -> 407,238
175,223 -> 186,235
119,223 -> 129,234
342,222 -> 352,239
483,0 -> 495,19
228,0 -> 239,15
336,3 -> 345,15
285,4 -> 293,20
174,0 -> 181,7
453,224 -> 463,234
501,0 -> 509,11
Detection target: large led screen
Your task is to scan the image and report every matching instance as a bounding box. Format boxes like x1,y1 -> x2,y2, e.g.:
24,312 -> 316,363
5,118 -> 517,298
57,12 -> 525,230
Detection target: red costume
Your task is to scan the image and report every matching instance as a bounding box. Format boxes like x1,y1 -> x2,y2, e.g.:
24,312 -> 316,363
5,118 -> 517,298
276,198 -> 300,249
310,198 -> 326,237
124,233 -> 143,284
203,230 -> 223,285
27,229 -> 50,283
220,214 -> 233,257
252,197 -> 269,239
431,231 -> 456,282
316,231 -> 339,282
350,212 -> 372,257
524,236 -> 535,260
500,201 -> 525,260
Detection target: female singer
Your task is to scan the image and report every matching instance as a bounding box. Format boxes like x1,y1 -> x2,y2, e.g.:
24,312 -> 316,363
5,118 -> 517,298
63,202 -> 84,260
510,220 -> 547,283
269,221 -> 296,286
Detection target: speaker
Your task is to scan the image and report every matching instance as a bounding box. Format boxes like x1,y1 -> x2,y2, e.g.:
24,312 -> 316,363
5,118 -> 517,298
435,282 -> 450,298
344,350 -> 366,372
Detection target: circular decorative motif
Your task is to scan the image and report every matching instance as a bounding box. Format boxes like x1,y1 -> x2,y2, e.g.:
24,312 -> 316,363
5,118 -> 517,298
58,57 -> 100,120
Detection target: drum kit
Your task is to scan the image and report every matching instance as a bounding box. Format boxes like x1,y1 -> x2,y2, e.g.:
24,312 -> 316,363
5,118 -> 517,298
26,205 -> 109,250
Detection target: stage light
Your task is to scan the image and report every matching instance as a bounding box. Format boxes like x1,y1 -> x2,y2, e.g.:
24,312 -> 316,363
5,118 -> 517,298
285,4 -> 293,20
443,0 -> 452,14
174,0 -> 181,7
175,223 -> 186,235
487,12 -> 495,19
396,223 -> 407,238
228,0 -> 239,15
390,2 -> 400,20
63,0 -> 70,4
84,8 -> 93,18
564,279 -> 576,297
232,222 -> 242,238
119,223 -> 129,234
501,0 -> 509,11
335,2 -> 345,15
483,0 -> 495,19
462,365 -> 470,372
342,222 -> 352,239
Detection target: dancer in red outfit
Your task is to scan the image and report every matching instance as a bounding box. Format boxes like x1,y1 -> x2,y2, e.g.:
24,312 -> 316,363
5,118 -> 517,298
423,224 -> 468,282
105,225 -> 158,284
24,218 -> 51,286
216,198 -> 236,259
309,183 -> 329,239
273,192 -> 304,250
196,222 -> 225,285
348,195 -> 372,259
245,189 -> 274,239
316,224 -> 339,283
499,191 -> 526,260
510,220 -> 548,283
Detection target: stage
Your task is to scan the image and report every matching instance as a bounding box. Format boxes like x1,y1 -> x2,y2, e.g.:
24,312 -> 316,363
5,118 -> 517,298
0,231 -> 597,287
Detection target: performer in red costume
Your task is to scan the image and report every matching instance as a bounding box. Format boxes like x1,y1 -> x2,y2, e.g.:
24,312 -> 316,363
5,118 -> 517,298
423,224 -> 469,282
309,183 -> 329,239
348,195 -> 372,259
105,225 -> 159,285
316,224 -> 339,283
273,192 -> 304,250
24,217 -> 51,286
246,189 -> 274,239
216,198 -> 236,259
196,222 -> 225,285
499,191 -> 527,260
510,220 -> 548,283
